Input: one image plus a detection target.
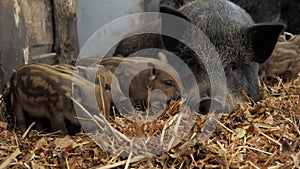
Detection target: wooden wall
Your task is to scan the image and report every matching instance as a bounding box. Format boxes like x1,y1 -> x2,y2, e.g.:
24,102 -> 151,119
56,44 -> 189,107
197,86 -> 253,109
0,0 -> 79,90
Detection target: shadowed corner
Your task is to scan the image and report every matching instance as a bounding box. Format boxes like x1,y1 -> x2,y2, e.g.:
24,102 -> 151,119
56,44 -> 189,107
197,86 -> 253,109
198,98 -> 224,115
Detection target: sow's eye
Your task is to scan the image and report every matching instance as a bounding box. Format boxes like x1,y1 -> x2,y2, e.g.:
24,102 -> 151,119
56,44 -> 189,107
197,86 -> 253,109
163,80 -> 174,88
225,63 -> 239,74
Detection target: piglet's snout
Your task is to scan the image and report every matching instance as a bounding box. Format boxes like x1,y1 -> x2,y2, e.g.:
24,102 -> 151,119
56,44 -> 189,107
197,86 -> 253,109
148,89 -> 168,110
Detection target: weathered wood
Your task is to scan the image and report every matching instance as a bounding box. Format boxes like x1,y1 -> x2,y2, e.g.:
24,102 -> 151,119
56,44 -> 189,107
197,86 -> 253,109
0,0 -> 27,90
52,0 -> 79,64
20,0 -> 55,64
0,0 -> 79,91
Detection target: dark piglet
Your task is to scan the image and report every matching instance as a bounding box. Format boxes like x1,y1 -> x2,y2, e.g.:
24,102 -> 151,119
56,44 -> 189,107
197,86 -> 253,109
9,63 -> 110,135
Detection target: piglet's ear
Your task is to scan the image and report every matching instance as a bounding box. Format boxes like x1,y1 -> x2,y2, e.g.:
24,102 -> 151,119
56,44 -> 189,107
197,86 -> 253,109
72,83 -> 83,102
158,52 -> 168,63
247,23 -> 285,63
76,66 -> 90,80
148,63 -> 160,80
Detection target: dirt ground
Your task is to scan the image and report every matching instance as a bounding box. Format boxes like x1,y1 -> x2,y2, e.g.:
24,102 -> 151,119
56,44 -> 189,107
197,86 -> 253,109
0,75 -> 299,169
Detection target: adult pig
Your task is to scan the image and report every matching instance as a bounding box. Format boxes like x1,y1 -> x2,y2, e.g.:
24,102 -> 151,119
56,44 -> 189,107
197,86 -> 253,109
114,0 -> 284,113
229,0 -> 300,34
160,0 -> 185,9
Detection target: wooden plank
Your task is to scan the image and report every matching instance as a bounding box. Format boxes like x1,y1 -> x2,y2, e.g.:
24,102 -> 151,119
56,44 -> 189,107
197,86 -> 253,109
0,0 -> 27,88
52,0 -> 79,64
20,0 -> 55,64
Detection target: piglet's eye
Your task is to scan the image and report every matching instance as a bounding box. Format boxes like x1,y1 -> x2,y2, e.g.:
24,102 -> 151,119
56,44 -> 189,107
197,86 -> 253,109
163,80 -> 174,87
105,84 -> 111,90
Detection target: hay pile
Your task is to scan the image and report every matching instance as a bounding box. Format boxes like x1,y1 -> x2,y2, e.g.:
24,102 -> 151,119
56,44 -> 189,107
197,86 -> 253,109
0,76 -> 299,168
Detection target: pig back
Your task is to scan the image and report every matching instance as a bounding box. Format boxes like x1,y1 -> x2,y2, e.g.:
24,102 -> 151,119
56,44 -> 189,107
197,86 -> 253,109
10,63 -> 110,134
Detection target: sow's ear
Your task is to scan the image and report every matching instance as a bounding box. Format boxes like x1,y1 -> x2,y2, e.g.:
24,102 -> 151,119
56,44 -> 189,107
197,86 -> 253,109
247,24 -> 285,63
160,6 -> 192,51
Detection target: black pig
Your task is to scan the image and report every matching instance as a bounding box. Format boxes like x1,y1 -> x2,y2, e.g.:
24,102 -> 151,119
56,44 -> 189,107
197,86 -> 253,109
230,0 -> 300,34
114,0 -> 284,113
160,0 -> 184,8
